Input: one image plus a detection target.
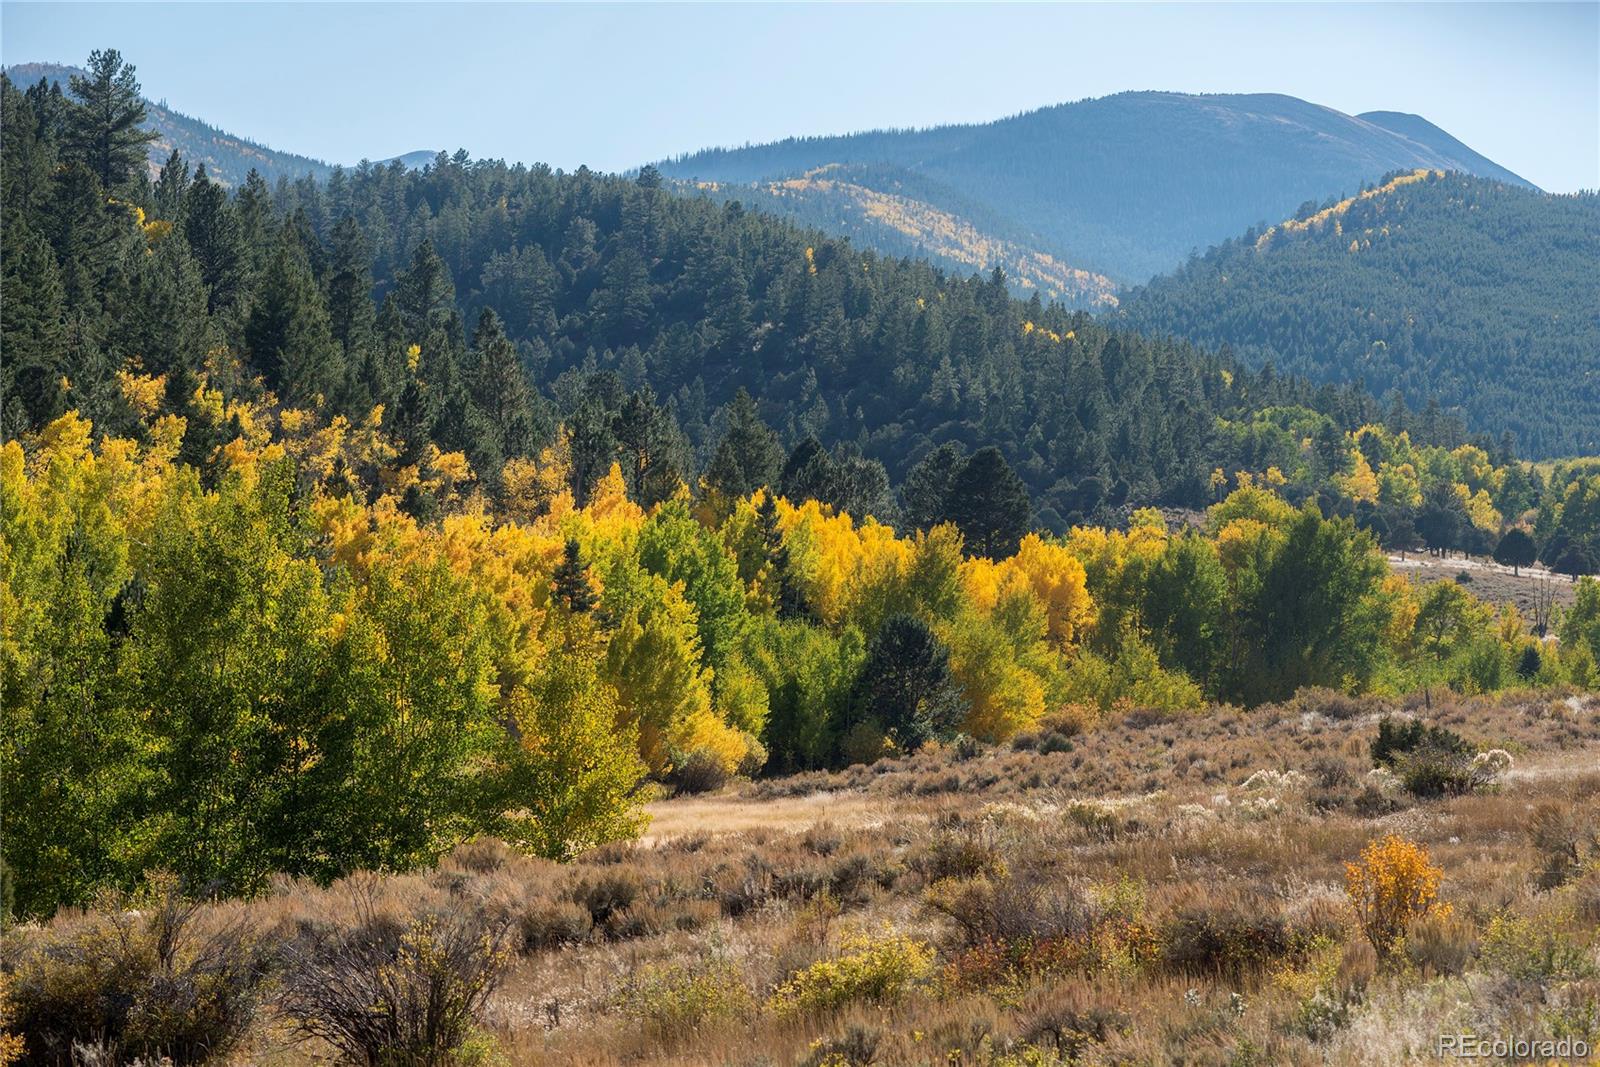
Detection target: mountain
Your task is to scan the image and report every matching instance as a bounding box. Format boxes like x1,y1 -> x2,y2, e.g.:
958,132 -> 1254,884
379,149 -> 442,171
658,91 -> 1538,285
1117,170 -> 1600,458
3,61 -> 336,187
682,164 -> 1119,310
1356,111 -> 1533,188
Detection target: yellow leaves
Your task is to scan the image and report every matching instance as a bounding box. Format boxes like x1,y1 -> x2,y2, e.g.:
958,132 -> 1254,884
1462,486 -> 1501,532
405,343 -> 422,373
804,245 -> 817,276
782,497 -> 912,629
585,462 -> 644,535
34,411 -> 95,465
1337,451 -> 1380,505
116,366 -> 167,419
1345,834 -> 1450,954
964,534 -> 1093,650
1021,320 -> 1066,344
768,174 -> 1118,307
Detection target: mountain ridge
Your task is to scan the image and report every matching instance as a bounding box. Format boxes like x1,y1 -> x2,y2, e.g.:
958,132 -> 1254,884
659,90 -> 1539,284
2,61 -> 435,187
1117,169 -> 1600,458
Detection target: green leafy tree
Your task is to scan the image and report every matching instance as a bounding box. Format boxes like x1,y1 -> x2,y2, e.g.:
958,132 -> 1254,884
493,649 -> 647,859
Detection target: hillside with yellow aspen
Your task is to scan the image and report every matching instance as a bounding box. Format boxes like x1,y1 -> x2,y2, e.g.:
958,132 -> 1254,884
700,164 -> 1119,309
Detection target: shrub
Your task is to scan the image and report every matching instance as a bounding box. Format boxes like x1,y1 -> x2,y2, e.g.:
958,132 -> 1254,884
1345,834 -> 1451,955
1162,892 -> 1294,978
278,894 -> 514,1067
621,958 -> 750,1037
799,1026 -> 881,1067
919,821 -> 1008,883
667,748 -> 732,796
1529,802 -> 1596,890
5,884 -> 270,1066
1481,909 -> 1596,982
1401,911 -> 1478,977
572,871 -> 641,928
1371,717 -> 1467,767
924,873 -> 1096,949
519,900 -> 594,952
766,932 -> 934,1017
1372,717 -> 1486,797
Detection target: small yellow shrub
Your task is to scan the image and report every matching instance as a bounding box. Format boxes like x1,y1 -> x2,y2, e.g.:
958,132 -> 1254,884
1345,834 -> 1451,954
623,959 -> 751,1036
767,931 -> 935,1017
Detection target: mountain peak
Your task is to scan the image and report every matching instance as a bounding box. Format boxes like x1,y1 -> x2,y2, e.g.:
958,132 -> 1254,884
661,91 -> 1535,283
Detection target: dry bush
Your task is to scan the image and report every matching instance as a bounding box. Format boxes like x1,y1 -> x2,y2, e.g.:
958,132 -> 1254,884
1159,887 -> 1310,980
924,872 -> 1097,950
570,871 -> 641,930
1401,911 -> 1478,978
666,749 -> 732,796
1528,802 -> 1597,890
4,882 -> 269,1066
276,878 -> 514,1067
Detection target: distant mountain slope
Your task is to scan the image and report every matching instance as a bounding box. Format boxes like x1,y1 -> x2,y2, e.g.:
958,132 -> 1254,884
1356,111 -> 1533,189
659,91 -> 1538,284
1117,170 -> 1600,458
685,164 -> 1119,309
3,61 -> 334,186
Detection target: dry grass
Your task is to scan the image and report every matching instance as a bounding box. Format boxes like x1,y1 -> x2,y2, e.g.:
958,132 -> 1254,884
5,689 -> 1599,1066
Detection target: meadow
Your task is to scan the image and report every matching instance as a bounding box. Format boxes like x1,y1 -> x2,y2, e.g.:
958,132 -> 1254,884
7,687 -> 1598,1066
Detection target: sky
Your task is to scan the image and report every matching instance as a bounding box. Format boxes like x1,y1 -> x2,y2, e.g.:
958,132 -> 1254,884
2,2 -> 1596,193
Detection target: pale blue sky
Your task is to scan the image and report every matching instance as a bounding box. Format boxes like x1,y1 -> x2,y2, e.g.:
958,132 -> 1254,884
3,2 -> 1596,192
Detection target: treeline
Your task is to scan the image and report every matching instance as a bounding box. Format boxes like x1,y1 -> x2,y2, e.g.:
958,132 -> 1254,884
4,52 -> 1420,533
1118,170 -> 1600,458
7,402 -> 1591,920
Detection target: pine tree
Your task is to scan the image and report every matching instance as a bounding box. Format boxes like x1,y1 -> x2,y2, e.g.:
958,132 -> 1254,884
465,307 -> 539,464
849,614 -> 966,752
152,149 -> 189,223
63,49 -> 157,192
552,538 -> 598,614
183,166 -> 247,318
944,447 -> 1031,558
901,442 -> 967,532
245,225 -> 343,407
1493,528 -> 1536,576
757,491 -> 808,619
0,219 -> 68,429
703,389 -> 781,501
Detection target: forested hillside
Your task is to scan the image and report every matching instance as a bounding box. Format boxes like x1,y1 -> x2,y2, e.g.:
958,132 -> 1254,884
3,60 -> 335,187
1119,170 -> 1600,458
661,91 -> 1535,283
3,55 -> 1422,533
